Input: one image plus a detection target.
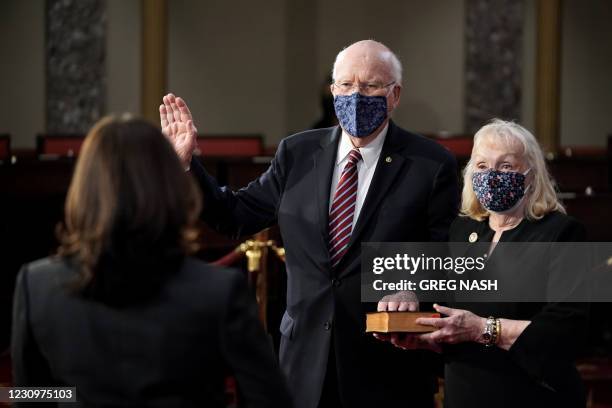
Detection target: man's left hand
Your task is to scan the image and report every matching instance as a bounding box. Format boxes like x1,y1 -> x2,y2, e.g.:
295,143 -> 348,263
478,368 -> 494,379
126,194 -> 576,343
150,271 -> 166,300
376,291 -> 419,312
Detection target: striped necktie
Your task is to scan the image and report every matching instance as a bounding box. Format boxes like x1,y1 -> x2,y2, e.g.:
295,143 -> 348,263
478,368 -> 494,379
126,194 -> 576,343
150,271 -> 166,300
329,148 -> 362,268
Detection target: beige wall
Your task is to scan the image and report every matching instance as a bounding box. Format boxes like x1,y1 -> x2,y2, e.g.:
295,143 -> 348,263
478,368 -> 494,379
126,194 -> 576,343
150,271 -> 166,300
316,0 -> 466,135
284,0 -> 319,135
106,0 -> 142,117
503,0 -> 612,148
167,0 -> 288,144
0,0 -> 141,149
2,1 -> 611,148
167,0 -> 465,143
560,0 -> 612,147
0,0 -> 45,149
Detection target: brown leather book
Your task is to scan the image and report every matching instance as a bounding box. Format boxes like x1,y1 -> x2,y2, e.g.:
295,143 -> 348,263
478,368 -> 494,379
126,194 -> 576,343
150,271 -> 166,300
365,311 -> 441,333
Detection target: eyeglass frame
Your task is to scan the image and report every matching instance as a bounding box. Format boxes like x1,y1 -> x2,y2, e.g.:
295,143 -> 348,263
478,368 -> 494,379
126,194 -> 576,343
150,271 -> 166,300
331,80 -> 397,96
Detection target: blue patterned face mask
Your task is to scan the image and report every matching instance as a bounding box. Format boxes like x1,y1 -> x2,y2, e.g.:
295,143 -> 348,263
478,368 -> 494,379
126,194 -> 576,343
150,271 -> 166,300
472,168 -> 531,213
333,93 -> 388,137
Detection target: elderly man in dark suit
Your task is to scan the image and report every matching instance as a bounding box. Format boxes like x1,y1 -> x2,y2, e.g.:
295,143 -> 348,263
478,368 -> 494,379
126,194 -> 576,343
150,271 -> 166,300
160,40 -> 459,408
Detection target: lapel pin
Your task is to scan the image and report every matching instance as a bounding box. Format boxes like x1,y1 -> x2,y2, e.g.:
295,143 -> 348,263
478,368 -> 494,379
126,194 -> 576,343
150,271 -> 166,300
469,232 -> 478,243
385,156 -> 392,163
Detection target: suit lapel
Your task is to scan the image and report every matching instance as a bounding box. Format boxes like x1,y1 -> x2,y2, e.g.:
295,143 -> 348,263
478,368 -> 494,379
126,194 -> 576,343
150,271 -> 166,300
347,121 -> 410,251
313,127 -> 341,245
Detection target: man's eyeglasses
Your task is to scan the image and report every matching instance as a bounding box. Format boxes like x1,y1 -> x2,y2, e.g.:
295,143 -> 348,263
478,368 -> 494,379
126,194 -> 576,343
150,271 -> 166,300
332,81 -> 395,96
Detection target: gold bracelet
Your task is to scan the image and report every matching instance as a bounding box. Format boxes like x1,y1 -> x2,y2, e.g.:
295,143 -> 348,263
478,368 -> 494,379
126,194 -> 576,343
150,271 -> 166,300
495,318 -> 502,345
482,316 -> 497,347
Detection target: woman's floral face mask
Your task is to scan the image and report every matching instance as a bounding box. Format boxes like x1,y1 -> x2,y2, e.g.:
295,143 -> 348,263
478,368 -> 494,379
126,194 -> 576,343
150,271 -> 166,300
472,168 -> 530,213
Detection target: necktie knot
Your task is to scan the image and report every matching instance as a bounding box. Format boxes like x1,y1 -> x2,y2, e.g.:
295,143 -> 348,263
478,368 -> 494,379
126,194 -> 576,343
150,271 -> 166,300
348,149 -> 362,165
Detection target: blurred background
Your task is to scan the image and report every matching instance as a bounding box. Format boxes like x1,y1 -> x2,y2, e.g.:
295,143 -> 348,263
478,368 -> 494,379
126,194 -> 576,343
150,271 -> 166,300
1,0 -> 611,406
2,0 -> 611,148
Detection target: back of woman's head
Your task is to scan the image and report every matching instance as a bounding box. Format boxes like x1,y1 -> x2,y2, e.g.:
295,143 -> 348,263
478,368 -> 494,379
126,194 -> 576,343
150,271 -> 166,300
58,115 -> 201,306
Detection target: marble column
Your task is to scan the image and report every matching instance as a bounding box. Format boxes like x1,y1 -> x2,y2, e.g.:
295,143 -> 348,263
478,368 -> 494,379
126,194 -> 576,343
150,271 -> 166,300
465,0 -> 524,134
46,0 -> 106,133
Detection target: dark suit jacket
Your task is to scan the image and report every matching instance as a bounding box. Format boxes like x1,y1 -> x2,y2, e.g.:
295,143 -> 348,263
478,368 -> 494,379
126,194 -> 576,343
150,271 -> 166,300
445,212 -> 588,408
11,257 -> 292,408
191,121 -> 459,408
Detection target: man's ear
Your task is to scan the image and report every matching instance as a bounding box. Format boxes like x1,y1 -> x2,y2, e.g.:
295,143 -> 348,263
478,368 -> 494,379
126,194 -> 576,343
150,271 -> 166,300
389,85 -> 402,112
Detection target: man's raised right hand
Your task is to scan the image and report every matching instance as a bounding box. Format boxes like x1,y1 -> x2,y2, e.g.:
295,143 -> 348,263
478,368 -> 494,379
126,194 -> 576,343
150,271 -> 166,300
159,93 -> 198,168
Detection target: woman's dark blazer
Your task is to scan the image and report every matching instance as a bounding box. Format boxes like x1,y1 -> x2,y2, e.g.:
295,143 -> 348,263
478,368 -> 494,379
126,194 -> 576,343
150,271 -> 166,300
444,211 -> 589,408
11,256 -> 292,408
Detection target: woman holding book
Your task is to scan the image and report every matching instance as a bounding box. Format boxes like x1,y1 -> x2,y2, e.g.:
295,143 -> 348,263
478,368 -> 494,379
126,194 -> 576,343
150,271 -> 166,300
377,119 -> 588,408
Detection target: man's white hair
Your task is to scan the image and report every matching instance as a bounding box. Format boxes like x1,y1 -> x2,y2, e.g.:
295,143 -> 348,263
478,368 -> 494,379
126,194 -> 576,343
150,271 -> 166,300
331,40 -> 403,84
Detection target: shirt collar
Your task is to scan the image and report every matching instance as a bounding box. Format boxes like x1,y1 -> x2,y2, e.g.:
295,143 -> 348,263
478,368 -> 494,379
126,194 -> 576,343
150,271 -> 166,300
336,123 -> 389,169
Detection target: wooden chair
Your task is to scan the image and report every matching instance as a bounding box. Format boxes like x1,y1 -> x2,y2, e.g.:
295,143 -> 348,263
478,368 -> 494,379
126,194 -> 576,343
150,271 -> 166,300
422,133 -> 474,158
195,134 -> 264,157
0,134 -> 10,163
36,134 -> 85,158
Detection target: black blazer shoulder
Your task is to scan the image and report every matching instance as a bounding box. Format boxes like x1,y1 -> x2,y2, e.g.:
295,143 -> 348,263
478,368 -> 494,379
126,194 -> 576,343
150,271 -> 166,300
280,121 -> 455,165
450,211 -> 586,242
12,256 -> 292,408
22,256 -> 244,311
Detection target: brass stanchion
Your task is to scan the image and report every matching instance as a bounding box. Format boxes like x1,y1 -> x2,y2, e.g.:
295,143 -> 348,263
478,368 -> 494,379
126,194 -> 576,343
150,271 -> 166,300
240,230 -> 270,330
220,230 -> 286,331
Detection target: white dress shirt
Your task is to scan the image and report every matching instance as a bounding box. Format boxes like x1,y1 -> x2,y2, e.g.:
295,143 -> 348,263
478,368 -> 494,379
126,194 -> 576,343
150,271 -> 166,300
328,123 -> 388,226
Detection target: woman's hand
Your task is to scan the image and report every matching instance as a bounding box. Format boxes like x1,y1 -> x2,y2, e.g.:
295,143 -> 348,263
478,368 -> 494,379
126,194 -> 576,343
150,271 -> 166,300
376,304 -> 530,351
416,304 -> 486,345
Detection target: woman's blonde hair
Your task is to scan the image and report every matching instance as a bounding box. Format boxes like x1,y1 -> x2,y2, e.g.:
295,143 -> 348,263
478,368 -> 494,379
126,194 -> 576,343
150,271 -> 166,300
461,119 -> 565,221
